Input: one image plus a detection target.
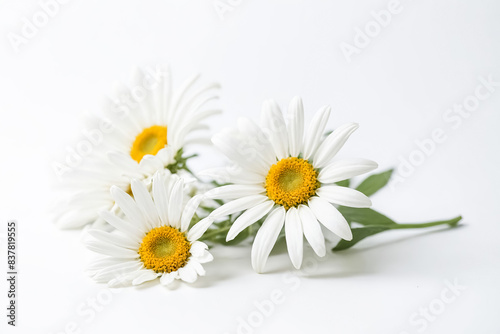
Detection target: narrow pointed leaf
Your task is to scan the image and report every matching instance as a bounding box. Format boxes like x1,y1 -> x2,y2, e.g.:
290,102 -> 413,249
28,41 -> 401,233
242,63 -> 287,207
337,207 -> 396,226
335,179 -> 350,187
332,226 -> 390,251
356,169 -> 393,197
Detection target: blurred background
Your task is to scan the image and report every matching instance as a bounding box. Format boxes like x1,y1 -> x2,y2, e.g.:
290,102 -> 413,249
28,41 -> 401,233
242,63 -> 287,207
0,1 -> 499,333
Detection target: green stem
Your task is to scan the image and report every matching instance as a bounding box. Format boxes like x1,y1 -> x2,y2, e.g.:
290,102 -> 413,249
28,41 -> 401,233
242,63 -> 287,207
390,216 -> 462,230
183,153 -> 198,160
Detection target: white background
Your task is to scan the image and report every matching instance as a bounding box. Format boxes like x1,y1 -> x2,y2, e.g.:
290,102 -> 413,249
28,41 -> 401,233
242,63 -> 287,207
1,0 -> 500,333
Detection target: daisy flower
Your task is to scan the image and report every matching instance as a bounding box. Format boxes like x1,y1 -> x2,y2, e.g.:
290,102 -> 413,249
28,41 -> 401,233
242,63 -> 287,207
101,66 -> 221,164
54,66 -> 220,229
192,97 -> 377,272
85,172 -> 213,287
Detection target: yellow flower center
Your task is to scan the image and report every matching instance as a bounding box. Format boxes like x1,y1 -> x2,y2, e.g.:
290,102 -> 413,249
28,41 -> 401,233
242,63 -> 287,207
265,157 -> 319,210
138,226 -> 191,273
130,125 -> 167,163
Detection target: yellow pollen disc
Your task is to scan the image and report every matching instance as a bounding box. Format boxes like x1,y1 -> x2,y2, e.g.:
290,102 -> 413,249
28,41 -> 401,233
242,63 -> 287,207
130,125 -> 167,163
138,226 -> 191,273
265,157 -> 319,210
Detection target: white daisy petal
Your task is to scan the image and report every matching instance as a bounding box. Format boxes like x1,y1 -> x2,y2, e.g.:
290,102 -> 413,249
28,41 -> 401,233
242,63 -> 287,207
107,152 -> 142,178
167,178 -> 184,228
110,186 -> 148,232
176,84 -> 220,128
56,209 -> 108,229
196,250 -> 214,264
85,240 -> 139,258
99,211 -> 143,243
130,68 -> 154,125
308,196 -> 352,241
158,67 -> 173,124
191,108 -> 222,125
227,200 -> 275,241
318,158 -> 378,184
287,96 -> 304,157
178,264 -> 198,283
209,195 -> 269,218
131,179 -> 159,229
92,261 -> 143,283
204,184 -> 265,200
112,269 -> 149,286
168,74 -> 201,131
132,271 -> 160,285
152,172 -> 169,225
211,134 -> 255,171
108,271 -> 140,288
313,122 -> 359,168
237,117 -> 275,164
298,204 -> 326,257
285,207 -> 304,269
180,195 -> 204,232
261,99 -> 288,159
227,171 -> 265,185
138,155 -> 165,174
189,260 -> 206,276
198,167 -> 264,185
190,241 -> 208,257
316,185 -> 372,208
303,105 -> 331,160
160,272 -> 177,286
87,257 -> 126,274
86,229 -> 139,250
251,207 -> 286,273
156,146 -> 176,166
187,216 -> 215,241
212,131 -> 269,174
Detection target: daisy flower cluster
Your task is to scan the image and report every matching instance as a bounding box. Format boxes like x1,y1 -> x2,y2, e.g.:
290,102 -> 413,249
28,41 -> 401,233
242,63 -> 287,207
55,66 -> 462,287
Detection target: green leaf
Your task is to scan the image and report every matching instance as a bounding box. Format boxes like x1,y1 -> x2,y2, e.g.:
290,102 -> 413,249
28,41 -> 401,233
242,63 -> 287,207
332,226 -> 391,251
337,207 -> 396,226
335,179 -> 350,187
356,169 -> 394,197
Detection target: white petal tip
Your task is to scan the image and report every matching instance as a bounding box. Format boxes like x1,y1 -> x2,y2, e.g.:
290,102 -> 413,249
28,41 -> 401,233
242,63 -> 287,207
343,234 -> 353,242
317,249 -> 327,257
252,262 -> 263,274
